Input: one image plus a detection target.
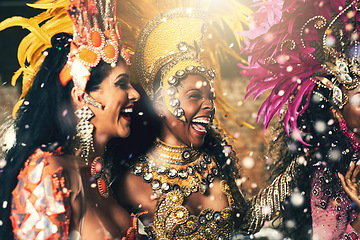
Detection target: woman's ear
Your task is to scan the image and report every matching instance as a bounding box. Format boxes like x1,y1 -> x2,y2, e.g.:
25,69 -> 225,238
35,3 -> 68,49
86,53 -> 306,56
153,99 -> 166,118
330,106 -> 344,122
71,87 -> 85,110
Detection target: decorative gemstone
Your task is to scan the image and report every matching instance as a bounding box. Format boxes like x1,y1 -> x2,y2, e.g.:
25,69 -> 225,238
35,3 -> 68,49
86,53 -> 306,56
187,165 -> 195,175
206,173 -> 214,183
182,186 -> 191,197
200,160 -> 207,169
176,210 -> 185,218
203,154 -> 211,163
167,168 -> 177,178
167,87 -> 177,96
205,227 -> 213,236
190,184 -> 199,192
178,169 -> 188,179
185,65 -> 195,72
143,173 -> 153,183
205,211 -> 213,221
173,184 -> 181,191
336,60 -> 349,72
156,166 -> 167,175
169,98 -> 180,108
208,69 -> 216,78
168,76 -> 178,86
148,160 -> 156,170
162,182 -> 171,192
336,205 -> 342,211
198,215 -> 207,225
178,42 -> 188,52
182,150 -> 191,160
335,197 -> 342,204
175,70 -> 186,78
211,168 -> 219,176
199,183 -> 207,194
333,86 -> 343,105
343,73 -> 353,83
174,108 -> 184,118
151,180 -> 161,190
132,166 -> 142,176
213,211 -> 221,221
197,66 -> 206,72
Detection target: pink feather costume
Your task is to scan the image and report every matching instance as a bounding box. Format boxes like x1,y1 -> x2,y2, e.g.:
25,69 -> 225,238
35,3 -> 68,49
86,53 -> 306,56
240,0 -> 360,238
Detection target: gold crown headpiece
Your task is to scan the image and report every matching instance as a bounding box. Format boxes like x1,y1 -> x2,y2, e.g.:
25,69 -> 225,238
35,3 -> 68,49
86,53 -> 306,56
135,8 -> 216,121
59,0 -> 129,96
118,0 -> 254,128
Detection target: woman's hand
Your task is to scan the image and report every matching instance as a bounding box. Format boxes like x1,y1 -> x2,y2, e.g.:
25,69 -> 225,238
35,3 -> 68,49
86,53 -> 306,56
338,161 -> 360,232
338,161 -> 360,207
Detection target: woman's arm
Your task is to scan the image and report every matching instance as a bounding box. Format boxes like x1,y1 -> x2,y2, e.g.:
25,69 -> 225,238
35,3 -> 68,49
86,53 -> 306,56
239,158 -> 301,235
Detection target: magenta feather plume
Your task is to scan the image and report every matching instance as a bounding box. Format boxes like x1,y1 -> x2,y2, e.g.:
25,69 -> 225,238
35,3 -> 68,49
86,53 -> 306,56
239,0 -> 350,143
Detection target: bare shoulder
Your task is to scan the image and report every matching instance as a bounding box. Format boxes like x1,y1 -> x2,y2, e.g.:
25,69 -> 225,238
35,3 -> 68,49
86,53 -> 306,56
118,168 -> 156,215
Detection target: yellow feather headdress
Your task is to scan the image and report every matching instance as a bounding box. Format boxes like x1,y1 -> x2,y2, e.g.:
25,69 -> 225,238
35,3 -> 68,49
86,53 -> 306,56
117,0 -> 254,128
0,0 -> 72,118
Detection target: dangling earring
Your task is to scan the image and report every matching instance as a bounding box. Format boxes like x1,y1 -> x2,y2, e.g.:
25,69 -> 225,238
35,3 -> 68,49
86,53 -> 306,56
84,93 -> 104,109
75,105 -> 95,165
159,114 -> 166,119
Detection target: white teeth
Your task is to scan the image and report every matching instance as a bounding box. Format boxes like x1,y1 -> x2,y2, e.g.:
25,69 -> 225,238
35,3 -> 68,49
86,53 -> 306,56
121,108 -> 133,113
192,117 -> 210,124
192,124 -> 206,132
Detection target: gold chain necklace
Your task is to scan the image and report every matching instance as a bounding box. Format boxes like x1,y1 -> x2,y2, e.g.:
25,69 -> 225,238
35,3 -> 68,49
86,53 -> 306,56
132,139 -> 219,198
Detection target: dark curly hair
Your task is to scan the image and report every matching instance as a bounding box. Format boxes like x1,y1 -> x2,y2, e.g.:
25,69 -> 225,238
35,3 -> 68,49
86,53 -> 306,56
0,32 -> 126,240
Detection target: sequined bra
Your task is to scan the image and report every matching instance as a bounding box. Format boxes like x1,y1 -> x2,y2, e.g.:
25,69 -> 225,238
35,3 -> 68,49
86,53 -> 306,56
131,140 -> 236,239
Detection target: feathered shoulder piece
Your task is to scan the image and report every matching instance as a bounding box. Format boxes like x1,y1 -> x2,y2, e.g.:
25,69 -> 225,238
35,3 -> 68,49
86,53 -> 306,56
240,0 -> 360,143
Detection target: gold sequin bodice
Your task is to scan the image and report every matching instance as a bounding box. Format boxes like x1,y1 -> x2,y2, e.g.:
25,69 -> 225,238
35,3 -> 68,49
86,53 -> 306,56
147,181 -> 235,240
131,140 -> 236,239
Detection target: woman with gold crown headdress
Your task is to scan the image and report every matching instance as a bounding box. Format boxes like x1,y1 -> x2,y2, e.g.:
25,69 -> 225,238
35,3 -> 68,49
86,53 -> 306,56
111,0 -> 265,239
0,0 -> 145,239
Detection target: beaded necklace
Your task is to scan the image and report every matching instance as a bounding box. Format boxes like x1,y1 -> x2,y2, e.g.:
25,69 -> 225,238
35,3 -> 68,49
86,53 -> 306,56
132,139 -> 219,198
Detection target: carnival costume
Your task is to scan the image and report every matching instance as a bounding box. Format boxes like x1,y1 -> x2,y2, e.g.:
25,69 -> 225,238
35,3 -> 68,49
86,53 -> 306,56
0,0 -> 142,239
116,0 -> 258,239
241,0 -> 360,238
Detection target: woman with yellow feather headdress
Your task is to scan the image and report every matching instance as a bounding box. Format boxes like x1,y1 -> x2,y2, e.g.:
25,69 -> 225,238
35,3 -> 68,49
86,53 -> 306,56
0,0 -> 144,239
111,0 -> 274,238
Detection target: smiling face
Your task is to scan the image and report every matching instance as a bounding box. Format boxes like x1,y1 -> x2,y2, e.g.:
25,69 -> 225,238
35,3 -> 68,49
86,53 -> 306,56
86,61 -> 140,142
159,74 -> 215,148
341,85 -> 360,143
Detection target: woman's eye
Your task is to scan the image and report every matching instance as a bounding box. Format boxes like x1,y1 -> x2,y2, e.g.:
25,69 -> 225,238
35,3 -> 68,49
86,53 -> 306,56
115,80 -> 129,89
189,94 -> 202,99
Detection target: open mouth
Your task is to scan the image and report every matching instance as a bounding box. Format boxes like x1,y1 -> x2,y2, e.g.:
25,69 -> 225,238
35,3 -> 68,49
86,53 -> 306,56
191,117 -> 210,135
120,105 -> 133,121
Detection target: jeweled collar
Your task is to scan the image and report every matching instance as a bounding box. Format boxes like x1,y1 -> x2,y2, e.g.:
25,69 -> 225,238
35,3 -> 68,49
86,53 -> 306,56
132,139 -> 220,198
150,139 -> 202,165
